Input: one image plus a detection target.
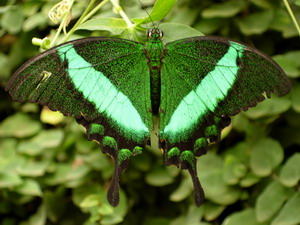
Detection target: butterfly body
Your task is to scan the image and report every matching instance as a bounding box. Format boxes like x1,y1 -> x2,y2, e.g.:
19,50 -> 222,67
6,28 -> 291,207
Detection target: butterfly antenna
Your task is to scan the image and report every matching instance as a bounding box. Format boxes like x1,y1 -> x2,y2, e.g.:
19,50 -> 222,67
138,0 -> 156,28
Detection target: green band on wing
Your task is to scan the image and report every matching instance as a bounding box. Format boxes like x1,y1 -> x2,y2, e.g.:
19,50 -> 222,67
163,42 -> 244,142
57,44 -> 148,142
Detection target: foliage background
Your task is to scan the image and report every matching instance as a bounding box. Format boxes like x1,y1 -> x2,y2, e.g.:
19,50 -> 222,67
0,0 -> 300,224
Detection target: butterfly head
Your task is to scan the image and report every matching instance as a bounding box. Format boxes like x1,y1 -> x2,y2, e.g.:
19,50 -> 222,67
147,28 -> 163,41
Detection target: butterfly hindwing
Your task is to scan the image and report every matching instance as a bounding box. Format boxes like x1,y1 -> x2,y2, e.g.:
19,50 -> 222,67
159,36 -> 291,206
6,37 -> 153,206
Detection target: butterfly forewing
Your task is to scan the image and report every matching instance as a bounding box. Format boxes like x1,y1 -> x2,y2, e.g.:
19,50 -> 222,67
7,37 -> 152,146
160,36 -> 290,147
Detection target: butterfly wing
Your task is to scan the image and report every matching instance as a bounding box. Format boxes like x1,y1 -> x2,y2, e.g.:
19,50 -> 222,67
160,36 -> 291,206
6,37 -> 152,206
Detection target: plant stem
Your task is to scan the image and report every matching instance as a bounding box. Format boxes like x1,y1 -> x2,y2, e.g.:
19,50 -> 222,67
110,0 -> 134,28
50,0 -> 75,47
61,0 -> 98,43
283,0 -> 300,36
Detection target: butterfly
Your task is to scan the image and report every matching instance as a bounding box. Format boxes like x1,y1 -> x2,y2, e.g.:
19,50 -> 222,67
6,28 -> 291,207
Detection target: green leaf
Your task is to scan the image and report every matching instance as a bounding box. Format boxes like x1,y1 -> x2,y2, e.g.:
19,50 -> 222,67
13,179 -> 42,196
236,10 -> 274,35
249,0 -> 273,8
170,171 -> 193,202
0,172 -> 22,188
290,83 -> 300,112
76,18 -> 128,35
0,113 -> 42,138
146,166 -> 174,186
255,181 -> 294,222
272,192 -> 300,225
43,163 -> 90,187
203,202 -> 226,221
222,208 -> 267,225
40,108 -> 65,125
1,6 -> 24,34
198,153 -> 241,205
80,194 -> 102,208
273,51 -> 300,78
279,153 -> 300,187
44,190 -> 67,223
185,205 -> 204,225
201,0 -> 246,18
244,95 -> 291,119
16,160 -> 49,177
223,155 -> 247,185
0,139 -> 22,172
250,138 -> 284,177
132,0 -> 176,24
167,6 -> 199,26
239,171 -> 261,187
159,23 -> 204,44
194,18 -> 224,35
26,203 -> 46,225
18,129 -> 64,156
269,9 -> 299,38
23,12 -> 48,32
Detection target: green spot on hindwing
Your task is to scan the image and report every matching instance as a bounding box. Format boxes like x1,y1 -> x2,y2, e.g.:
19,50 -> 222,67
205,125 -> 218,138
132,146 -> 143,156
167,147 -> 180,159
180,151 -> 195,169
103,136 -> 117,150
90,123 -> 104,135
194,137 -> 208,153
118,149 -> 132,165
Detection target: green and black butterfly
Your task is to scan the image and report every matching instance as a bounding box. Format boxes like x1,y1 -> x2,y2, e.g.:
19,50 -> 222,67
6,28 -> 291,207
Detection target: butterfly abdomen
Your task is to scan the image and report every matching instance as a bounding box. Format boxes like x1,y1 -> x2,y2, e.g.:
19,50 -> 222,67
145,40 -> 165,114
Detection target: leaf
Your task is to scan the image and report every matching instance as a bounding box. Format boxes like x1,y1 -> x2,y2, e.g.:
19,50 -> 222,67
194,18 -> 224,35
1,6 -> 24,34
290,83 -> 300,112
27,204 -> 46,225
272,192 -> 300,225
170,171 -> 193,202
279,153 -> 300,187
18,129 -> 64,156
255,181 -> 294,222
201,0 -> 246,18
146,166 -> 174,186
222,208 -> 267,225
273,51 -> 300,78
23,12 -> 48,32
239,171 -> 261,187
223,155 -> 247,185
237,10 -> 274,35
132,0 -> 176,24
0,172 -> 22,188
43,163 -> 90,187
250,138 -> 284,177
244,95 -> 291,119
203,202 -> 226,221
40,108 -> 65,125
80,194 -> 102,208
0,113 -> 42,138
13,179 -> 42,196
198,153 -> 241,205
76,18 -> 127,35
159,23 -> 204,44
44,190 -> 67,223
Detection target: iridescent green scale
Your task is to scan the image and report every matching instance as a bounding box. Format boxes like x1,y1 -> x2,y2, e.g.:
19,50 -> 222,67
6,28 -> 291,207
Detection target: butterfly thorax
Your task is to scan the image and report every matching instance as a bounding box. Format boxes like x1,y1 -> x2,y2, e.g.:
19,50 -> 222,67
145,28 -> 165,114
